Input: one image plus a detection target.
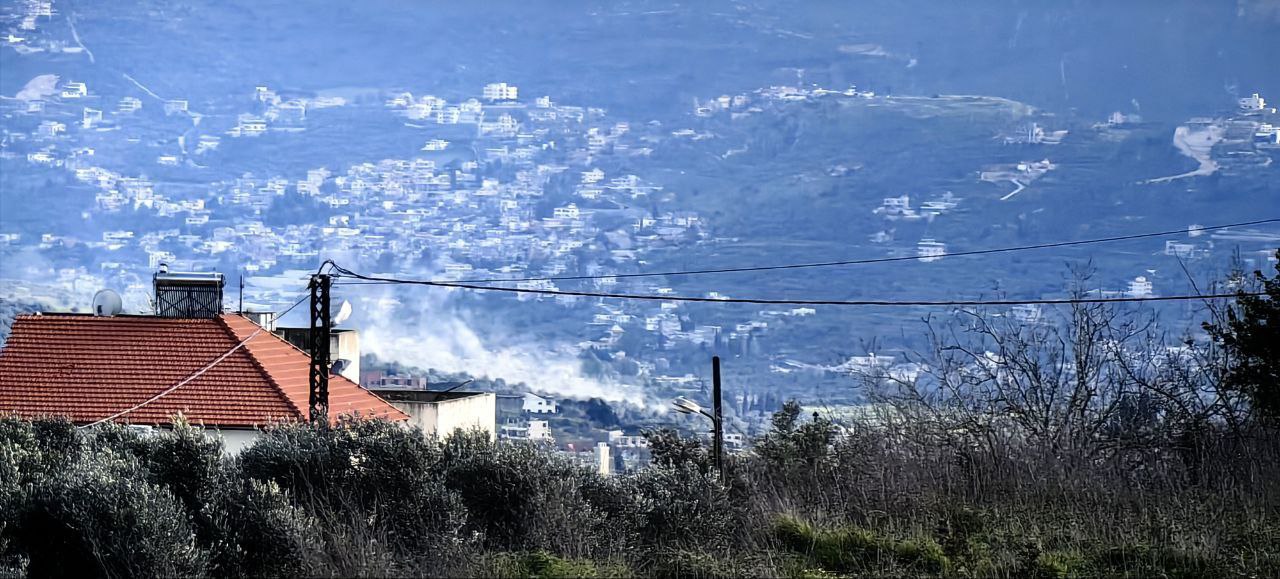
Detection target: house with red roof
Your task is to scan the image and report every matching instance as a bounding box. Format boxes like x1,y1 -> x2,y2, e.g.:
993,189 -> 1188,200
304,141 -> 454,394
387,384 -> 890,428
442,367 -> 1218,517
0,270 -> 407,452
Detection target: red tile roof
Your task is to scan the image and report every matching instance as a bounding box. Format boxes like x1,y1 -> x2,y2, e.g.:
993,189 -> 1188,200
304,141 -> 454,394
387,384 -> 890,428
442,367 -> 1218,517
0,313 -> 407,428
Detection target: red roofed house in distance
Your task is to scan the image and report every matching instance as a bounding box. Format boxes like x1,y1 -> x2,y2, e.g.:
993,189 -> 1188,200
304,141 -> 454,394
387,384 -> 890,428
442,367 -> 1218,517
0,267 -> 409,453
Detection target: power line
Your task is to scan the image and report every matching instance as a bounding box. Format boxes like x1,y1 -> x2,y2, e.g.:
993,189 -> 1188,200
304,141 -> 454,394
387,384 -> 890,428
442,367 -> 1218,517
329,264 -> 1261,307
402,218 -> 1280,284
272,293 -> 310,322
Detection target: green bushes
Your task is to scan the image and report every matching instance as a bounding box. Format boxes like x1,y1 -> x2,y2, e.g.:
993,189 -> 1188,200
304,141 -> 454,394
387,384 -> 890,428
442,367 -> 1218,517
1028,551 -> 1084,579
1024,545 -> 1226,579
202,478 -> 320,577
0,414 -> 1275,578
12,437 -> 205,577
472,551 -> 626,578
239,418 -> 467,564
629,463 -> 737,554
0,417 -> 744,576
773,515 -> 948,576
441,433 -> 587,553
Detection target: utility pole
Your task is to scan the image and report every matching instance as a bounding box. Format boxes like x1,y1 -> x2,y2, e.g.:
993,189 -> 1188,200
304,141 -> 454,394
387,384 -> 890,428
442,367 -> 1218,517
712,355 -> 725,484
238,272 -> 244,313
308,273 -> 331,424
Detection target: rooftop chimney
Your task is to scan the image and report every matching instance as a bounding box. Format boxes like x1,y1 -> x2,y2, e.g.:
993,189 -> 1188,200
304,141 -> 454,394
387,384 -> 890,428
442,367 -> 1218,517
153,268 -> 224,318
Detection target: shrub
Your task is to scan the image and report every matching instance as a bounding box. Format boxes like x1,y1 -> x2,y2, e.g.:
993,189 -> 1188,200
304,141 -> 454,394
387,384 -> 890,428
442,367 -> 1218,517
773,515 -> 949,575
0,416 -> 81,486
644,549 -> 773,579
576,473 -> 647,560
129,418 -> 226,514
0,411 -> 1274,578
239,418 -> 467,559
14,448 -> 205,577
203,477 -> 320,577
1086,545 -> 1224,578
629,463 -> 737,555
471,550 -> 631,578
894,536 -> 949,574
442,432 -> 607,557
1029,551 -> 1084,579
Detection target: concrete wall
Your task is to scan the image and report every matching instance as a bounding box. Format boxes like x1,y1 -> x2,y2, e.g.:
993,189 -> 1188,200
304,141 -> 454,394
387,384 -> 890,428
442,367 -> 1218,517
212,428 -> 262,454
332,330 -> 360,383
126,426 -> 261,455
392,392 -> 496,441
274,327 -> 361,383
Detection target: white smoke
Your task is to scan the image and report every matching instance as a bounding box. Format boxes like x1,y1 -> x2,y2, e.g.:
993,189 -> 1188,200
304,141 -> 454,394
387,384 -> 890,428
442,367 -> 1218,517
352,284 -> 649,406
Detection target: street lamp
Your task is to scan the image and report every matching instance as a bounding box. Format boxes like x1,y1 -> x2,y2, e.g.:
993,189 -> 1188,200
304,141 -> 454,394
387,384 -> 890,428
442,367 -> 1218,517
672,396 -> 708,417
669,356 -> 725,484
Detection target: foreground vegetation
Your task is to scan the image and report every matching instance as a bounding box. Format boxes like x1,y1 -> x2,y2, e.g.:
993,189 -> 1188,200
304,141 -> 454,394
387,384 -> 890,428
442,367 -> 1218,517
0,401 -> 1275,578
1,262 -> 1278,577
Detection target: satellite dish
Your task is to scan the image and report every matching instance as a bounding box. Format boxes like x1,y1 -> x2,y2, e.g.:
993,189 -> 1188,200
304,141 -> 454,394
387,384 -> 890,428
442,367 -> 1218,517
91,289 -> 123,316
333,299 -> 353,325
330,359 -> 351,375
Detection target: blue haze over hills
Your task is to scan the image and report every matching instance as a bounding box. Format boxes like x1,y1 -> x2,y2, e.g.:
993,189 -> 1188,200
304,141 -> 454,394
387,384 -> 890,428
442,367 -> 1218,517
1,0 -> 1277,409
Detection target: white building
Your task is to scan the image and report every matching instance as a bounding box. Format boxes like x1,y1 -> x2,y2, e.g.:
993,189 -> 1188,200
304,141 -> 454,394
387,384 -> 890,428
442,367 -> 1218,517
917,239 -> 946,263
273,100 -> 306,124
61,81 -> 87,98
527,419 -> 553,441
421,139 -> 450,151
522,393 -> 559,414
607,432 -> 649,448
36,120 -> 66,138
1255,123 -> 1280,145
237,116 -> 267,136
196,135 -> 222,154
483,82 -> 519,102
553,203 -> 580,220
1164,240 -> 1204,259
595,442 -> 611,475
1240,93 -> 1269,112
164,100 -> 189,115
435,107 -> 461,124
1126,276 -> 1154,298
118,97 -> 143,114
254,85 -> 279,105
1106,111 -> 1140,126
80,108 -> 103,129
876,195 -> 918,219
368,389 -> 497,441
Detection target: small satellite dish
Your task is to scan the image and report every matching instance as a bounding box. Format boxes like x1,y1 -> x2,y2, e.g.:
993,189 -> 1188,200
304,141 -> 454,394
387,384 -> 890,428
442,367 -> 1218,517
330,359 -> 351,375
333,299 -> 353,325
91,289 -> 123,317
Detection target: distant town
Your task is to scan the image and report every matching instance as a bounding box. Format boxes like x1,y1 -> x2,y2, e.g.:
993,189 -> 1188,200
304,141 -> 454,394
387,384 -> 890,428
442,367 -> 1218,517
2,0 -> 1279,449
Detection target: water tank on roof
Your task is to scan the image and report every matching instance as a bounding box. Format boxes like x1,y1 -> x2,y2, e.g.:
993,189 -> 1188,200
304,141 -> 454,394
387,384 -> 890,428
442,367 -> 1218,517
91,289 -> 123,316
153,270 -> 224,318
